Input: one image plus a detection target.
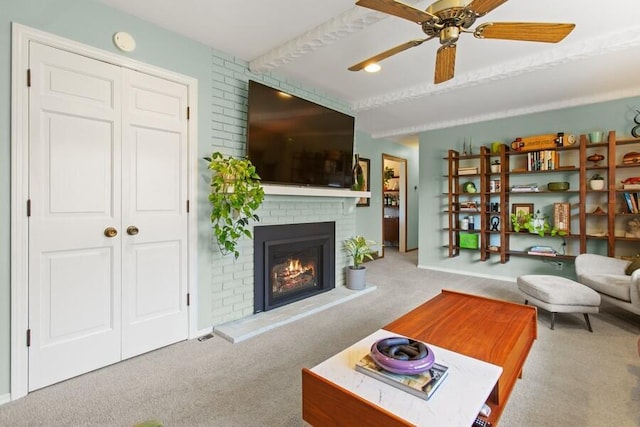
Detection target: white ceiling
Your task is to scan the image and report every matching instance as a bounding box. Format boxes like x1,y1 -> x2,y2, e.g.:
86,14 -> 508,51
99,0 -> 640,142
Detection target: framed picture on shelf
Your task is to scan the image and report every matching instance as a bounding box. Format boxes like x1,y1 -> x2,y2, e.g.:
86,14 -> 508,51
356,157 -> 370,207
511,203 -> 534,231
553,202 -> 571,233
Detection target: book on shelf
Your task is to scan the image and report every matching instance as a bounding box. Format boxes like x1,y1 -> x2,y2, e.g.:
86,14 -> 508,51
511,183 -> 540,192
527,245 -> 557,256
623,183 -> 640,190
623,192 -> 639,213
458,167 -> 478,175
355,353 -> 449,401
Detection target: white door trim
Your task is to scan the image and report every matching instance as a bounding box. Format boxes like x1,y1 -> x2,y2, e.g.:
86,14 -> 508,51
10,23 -> 199,400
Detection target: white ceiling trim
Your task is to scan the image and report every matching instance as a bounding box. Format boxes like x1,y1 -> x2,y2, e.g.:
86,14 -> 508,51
352,25 -> 640,112
249,1 -> 425,73
372,85 -> 640,139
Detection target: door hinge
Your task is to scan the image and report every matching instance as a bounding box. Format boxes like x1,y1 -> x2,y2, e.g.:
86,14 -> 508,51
187,293 -> 191,306
186,200 -> 190,213
27,199 -> 31,217
26,329 -> 31,347
187,106 -> 190,120
27,69 -> 31,87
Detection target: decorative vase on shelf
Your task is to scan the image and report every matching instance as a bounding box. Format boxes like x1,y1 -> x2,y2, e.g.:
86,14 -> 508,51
589,174 -> 605,190
352,154 -> 364,191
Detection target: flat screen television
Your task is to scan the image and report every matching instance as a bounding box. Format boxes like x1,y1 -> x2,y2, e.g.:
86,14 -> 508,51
246,80 -> 355,189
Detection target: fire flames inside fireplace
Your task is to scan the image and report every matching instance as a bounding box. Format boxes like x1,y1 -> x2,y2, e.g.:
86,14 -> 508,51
254,222 -> 335,313
271,250 -> 318,297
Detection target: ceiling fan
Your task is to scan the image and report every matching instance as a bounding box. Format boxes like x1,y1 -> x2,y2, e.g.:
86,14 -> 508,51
349,0 -> 575,84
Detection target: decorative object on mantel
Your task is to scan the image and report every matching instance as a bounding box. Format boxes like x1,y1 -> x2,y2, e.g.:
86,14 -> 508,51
355,156 -> 370,206
352,154 -> 365,191
589,173 -> 605,190
343,235 -> 377,290
632,109 -> 640,138
205,152 -> 265,259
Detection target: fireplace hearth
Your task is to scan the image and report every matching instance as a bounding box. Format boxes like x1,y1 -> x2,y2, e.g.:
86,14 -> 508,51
254,222 -> 335,313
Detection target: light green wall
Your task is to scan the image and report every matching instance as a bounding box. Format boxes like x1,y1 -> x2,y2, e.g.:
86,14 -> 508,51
418,96 -> 640,278
355,131 -> 420,252
0,0 -> 213,396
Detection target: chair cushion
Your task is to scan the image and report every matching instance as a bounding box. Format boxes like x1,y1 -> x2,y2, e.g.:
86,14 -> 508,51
579,274 -> 631,302
517,275 -> 601,306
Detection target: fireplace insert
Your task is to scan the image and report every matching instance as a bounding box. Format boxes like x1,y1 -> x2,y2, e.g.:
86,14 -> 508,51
254,222 -> 335,312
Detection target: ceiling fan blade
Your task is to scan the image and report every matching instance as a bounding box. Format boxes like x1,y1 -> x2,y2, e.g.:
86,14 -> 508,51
355,0 -> 437,24
474,22 -> 576,43
349,38 -> 433,71
434,44 -> 456,84
467,0 -> 508,16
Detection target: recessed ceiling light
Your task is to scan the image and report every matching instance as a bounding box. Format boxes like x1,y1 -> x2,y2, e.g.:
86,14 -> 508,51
364,63 -> 381,73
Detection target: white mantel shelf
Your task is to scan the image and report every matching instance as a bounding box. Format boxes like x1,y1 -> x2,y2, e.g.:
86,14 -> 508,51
263,184 -> 370,199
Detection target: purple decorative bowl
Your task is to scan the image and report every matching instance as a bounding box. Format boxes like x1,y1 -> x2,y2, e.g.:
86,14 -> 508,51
370,336 -> 435,375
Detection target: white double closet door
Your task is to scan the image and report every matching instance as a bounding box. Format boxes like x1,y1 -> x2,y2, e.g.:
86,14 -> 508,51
27,42 -> 189,391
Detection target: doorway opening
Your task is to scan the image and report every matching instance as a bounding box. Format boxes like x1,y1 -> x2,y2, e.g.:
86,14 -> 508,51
382,154 -> 407,256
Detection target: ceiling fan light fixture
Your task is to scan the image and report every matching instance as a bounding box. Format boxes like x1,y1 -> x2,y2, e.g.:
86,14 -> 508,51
364,63 -> 382,73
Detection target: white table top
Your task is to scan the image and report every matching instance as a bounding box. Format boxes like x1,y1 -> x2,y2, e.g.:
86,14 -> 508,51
310,329 -> 503,427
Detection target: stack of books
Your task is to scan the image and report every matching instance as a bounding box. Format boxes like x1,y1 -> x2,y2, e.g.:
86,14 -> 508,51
458,166 -> 478,176
511,183 -> 540,192
355,353 -> 449,401
527,246 -> 558,256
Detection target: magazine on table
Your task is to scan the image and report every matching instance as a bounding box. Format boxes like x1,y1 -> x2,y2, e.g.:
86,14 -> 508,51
355,353 -> 449,401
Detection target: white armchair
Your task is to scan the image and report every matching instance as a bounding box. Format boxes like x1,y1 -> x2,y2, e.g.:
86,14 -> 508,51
575,254 -> 640,316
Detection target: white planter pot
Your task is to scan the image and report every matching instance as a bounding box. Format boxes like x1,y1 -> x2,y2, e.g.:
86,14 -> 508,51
590,180 -> 604,190
490,164 -> 501,173
346,266 -> 367,290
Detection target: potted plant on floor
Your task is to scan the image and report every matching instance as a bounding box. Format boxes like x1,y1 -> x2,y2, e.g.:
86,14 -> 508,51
206,152 -> 265,259
343,235 -> 377,290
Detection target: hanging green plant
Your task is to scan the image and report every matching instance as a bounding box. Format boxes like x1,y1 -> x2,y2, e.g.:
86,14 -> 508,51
206,152 -> 265,259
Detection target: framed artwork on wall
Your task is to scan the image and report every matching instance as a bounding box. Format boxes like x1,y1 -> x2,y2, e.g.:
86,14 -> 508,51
357,157 -> 370,207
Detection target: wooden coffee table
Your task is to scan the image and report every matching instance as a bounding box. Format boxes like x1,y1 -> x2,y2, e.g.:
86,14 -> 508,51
302,290 -> 537,426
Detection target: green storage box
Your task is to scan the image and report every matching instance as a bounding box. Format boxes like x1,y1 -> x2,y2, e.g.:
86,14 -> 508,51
459,233 -> 479,249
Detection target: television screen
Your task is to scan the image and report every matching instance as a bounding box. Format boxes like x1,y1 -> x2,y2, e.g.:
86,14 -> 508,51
246,80 -> 355,189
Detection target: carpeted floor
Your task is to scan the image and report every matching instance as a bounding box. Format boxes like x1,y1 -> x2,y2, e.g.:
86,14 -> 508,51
1,249 -> 639,426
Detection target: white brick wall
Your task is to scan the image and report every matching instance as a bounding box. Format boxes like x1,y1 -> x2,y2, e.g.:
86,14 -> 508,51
207,51 -> 357,326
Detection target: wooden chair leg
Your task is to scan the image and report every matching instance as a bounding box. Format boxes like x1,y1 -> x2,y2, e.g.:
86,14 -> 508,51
583,313 -> 593,332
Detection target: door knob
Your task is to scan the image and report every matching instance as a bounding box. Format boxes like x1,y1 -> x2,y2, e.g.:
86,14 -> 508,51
127,225 -> 139,235
104,227 -> 118,238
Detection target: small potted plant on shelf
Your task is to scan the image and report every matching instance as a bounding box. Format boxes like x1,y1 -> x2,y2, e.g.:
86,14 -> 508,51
510,210 -> 567,237
343,235 -> 377,290
589,173 -> 605,190
490,160 -> 501,173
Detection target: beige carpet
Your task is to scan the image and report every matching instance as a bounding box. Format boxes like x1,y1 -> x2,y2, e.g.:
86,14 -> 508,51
0,249 -> 638,426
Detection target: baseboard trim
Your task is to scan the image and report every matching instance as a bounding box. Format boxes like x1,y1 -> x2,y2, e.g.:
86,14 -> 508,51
417,264 -> 516,283
0,392 -> 11,406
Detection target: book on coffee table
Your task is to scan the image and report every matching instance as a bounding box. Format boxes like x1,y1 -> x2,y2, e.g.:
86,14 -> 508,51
355,354 -> 449,401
